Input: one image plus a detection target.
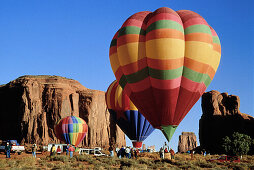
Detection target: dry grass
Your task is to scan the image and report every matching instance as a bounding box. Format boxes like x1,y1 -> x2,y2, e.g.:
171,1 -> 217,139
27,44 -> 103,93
0,153 -> 253,169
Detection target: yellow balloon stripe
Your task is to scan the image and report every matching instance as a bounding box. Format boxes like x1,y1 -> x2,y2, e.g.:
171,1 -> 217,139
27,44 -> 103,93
109,53 -> 120,75
115,85 -> 123,108
106,81 -> 115,109
146,38 -> 185,60
117,42 -> 146,66
185,41 -> 219,71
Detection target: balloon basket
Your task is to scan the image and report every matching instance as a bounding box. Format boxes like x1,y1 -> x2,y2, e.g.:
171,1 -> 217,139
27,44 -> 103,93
132,141 -> 142,148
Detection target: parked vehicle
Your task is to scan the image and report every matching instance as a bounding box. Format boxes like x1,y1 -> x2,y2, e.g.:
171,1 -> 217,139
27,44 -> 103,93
208,155 -> 240,163
0,140 -> 25,154
79,148 -> 107,156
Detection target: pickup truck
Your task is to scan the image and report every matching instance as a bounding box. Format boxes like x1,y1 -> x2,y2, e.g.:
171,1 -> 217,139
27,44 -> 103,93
208,155 -> 240,163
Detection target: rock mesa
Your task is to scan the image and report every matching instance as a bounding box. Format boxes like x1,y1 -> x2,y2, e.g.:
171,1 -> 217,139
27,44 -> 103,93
0,75 -> 126,148
199,90 -> 254,154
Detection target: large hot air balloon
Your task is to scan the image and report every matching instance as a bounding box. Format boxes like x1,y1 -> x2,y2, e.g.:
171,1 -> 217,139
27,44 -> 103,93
106,80 -> 154,148
109,7 -> 221,142
55,116 -> 88,146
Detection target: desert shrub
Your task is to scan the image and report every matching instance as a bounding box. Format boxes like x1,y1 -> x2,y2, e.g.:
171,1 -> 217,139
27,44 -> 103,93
0,159 -> 7,168
49,155 -> 70,162
120,158 -> 138,167
195,160 -> 216,168
97,157 -> 120,166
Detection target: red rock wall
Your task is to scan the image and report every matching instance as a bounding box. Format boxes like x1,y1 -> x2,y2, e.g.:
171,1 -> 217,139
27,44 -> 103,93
0,76 -> 126,148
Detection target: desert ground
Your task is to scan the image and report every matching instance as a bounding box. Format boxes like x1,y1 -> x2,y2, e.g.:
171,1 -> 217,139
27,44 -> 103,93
0,151 -> 253,169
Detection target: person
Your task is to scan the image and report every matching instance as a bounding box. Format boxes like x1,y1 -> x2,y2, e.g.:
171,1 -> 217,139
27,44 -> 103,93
50,144 -> 56,156
169,148 -> 175,160
161,148 -> 165,159
131,148 -> 134,158
125,147 -> 130,158
66,144 -> 70,155
5,142 -> 11,158
134,149 -> 137,159
191,150 -> 194,160
109,145 -> 114,157
68,145 -> 75,158
32,143 -> 37,158
164,147 -> 168,153
163,142 -> 168,150
120,146 -> 125,159
57,146 -> 61,155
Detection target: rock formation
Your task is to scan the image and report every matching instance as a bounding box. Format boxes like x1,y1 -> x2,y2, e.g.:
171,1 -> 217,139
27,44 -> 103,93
178,132 -> 197,153
199,90 -> 254,154
0,75 -> 126,148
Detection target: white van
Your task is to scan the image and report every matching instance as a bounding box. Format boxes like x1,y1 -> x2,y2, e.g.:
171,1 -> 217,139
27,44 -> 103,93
79,148 -> 106,156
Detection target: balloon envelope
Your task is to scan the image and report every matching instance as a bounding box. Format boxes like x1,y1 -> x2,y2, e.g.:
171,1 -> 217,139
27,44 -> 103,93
109,7 -> 221,141
105,80 -> 154,147
55,116 -> 88,146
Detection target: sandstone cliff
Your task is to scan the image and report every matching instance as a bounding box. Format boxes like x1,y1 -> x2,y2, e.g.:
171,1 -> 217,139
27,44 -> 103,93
0,75 -> 126,148
178,132 -> 197,153
199,90 -> 254,154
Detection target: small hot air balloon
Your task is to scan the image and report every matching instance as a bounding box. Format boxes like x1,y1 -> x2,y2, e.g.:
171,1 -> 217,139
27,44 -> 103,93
106,80 -> 154,148
55,116 -> 88,146
109,7 -> 221,142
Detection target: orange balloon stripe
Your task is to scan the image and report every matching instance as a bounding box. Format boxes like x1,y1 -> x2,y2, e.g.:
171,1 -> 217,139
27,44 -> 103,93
184,57 -> 216,79
109,46 -> 117,56
185,33 -> 213,44
213,43 -> 221,53
146,29 -> 184,41
120,57 -> 184,75
117,34 -> 145,47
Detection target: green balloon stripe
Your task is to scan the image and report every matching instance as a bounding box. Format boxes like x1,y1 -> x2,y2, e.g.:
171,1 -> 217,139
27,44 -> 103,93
118,26 -> 146,37
110,39 -> 117,47
185,24 -> 212,35
212,36 -> 220,45
146,20 -> 184,33
119,66 -> 212,88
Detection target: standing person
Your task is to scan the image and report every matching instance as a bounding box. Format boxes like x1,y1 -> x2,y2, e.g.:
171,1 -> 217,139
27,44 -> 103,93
50,144 -> 56,157
5,142 -> 11,158
125,147 -> 130,158
57,146 -> 61,155
66,144 -> 70,155
68,145 -> 75,158
32,144 -> 37,158
131,148 -> 134,159
120,146 -> 125,159
163,142 -> 168,150
134,149 -> 137,159
169,148 -> 175,160
190,150 -> 194,160
161,148 -> 165,159
109,145 -> 114,157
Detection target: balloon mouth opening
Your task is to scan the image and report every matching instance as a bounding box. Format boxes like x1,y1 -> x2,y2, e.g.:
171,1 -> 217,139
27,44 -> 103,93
161,125 -> 178,142
132,141 -> 143,148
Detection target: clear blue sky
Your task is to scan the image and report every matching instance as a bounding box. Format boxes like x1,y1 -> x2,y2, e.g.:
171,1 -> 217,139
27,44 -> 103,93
1,0 -> 253,151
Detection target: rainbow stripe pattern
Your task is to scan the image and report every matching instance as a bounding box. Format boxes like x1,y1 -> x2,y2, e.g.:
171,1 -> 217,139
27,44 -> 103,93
105,80 -> 154,145
109,7 -> 221,141
55,116 -> 88,146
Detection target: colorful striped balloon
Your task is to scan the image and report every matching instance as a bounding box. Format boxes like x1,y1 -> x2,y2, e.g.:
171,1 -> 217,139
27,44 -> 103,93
109,7 -> 221,142
105,80 -> 154,148
55,116 -> 88,146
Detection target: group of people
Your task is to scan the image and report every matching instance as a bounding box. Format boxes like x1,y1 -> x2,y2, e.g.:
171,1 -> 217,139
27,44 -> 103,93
159,142 -> 175,160
115,146 -> 139,159
50,144 -> 75,158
